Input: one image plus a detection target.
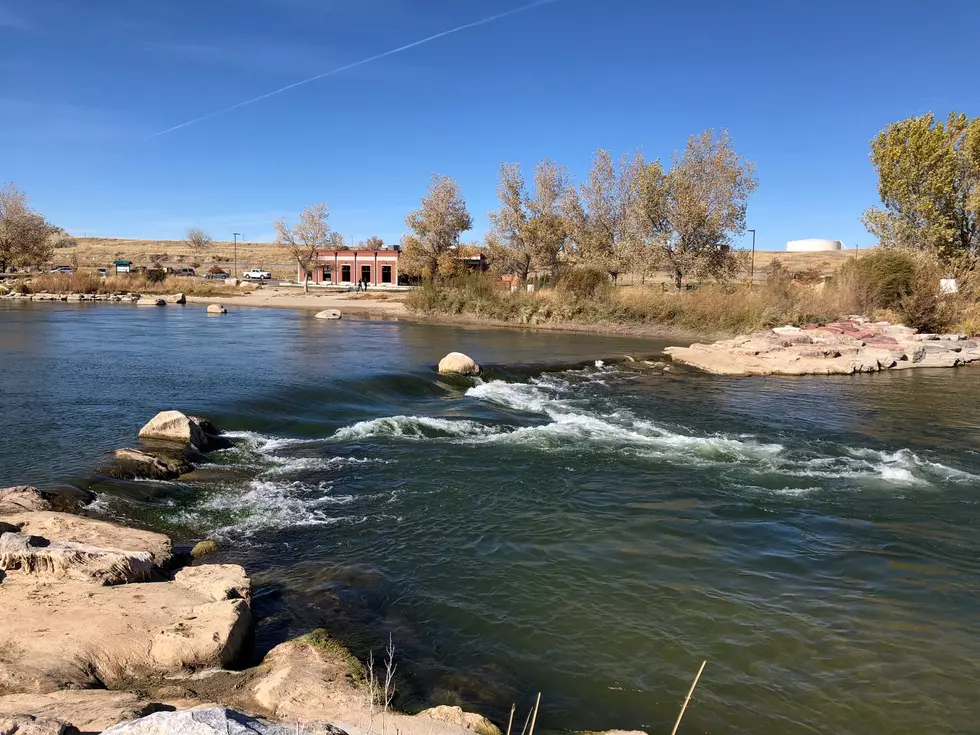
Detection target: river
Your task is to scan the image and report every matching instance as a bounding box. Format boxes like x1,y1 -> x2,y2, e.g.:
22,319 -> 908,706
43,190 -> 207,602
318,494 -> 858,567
1,301 -> 978,735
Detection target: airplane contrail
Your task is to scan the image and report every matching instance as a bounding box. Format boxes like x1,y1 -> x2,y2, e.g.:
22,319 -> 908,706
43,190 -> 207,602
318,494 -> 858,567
145,0 -> 562,141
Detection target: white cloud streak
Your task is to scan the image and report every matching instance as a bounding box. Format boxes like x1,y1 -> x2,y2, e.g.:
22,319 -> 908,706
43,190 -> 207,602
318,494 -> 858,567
144,0 -> 562,141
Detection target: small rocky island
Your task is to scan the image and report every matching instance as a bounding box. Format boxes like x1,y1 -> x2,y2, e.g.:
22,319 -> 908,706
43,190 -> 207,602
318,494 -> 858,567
665,317 -> 980,376
0,412 -> 508,735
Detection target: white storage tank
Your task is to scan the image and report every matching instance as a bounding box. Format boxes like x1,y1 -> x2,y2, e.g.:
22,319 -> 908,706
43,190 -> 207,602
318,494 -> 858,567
787,239 -> 842,252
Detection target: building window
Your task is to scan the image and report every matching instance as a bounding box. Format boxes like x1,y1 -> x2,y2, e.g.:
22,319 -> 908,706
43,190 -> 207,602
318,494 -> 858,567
361,265 -> 371,283
381,265 -> 392,284
323,265 -> 331,281
341,264 -> 351,282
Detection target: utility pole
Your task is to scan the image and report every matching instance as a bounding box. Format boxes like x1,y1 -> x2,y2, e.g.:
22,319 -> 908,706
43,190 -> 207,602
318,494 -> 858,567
748,229 -> 757,281
233,233 -> 242,276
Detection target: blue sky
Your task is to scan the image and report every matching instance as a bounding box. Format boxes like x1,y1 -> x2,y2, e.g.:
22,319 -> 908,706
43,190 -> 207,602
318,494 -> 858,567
1,0 -> 977,248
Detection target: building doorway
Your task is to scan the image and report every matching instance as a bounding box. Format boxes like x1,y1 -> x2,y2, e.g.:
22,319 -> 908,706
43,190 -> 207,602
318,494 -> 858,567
381,265 -> 392,284
341,264 -> 351,282
361,265 -> 371,284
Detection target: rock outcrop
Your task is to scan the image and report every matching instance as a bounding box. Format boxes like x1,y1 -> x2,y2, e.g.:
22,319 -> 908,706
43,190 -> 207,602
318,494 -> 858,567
665,318 -> 980,376
437,353 -> 480,376
101,708 -> 334,735
416,706 -> 501,735
0,532 -> 154,585
0,487 -> 53,515
137,411 -> 224,452
0,713 -> 79,735
315,310 -> 342,320
0,691 -> 167,734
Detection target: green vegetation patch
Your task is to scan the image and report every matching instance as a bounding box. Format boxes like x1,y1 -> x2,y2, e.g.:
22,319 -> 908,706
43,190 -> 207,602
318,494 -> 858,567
300,628 -> 367,685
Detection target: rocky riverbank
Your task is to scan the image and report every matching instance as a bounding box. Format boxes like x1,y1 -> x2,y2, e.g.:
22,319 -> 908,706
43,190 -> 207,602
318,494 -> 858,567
0,290 -> 188,305
0,412 -> 516,735
664,317 -> 980,376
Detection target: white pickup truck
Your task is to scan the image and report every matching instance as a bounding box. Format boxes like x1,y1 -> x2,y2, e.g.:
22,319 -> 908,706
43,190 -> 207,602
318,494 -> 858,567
242,268 -> 272,280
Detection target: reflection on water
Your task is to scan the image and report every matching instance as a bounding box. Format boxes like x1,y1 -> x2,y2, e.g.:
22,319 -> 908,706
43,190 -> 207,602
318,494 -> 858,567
2,301 -> 980,735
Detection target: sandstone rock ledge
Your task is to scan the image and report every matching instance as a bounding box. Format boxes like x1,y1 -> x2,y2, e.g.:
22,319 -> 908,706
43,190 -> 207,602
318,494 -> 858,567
0,486 -> 521,735
664,317 -> 980,376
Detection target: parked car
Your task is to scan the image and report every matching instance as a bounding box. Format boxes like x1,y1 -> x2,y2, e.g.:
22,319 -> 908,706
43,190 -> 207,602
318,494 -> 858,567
177,268 -> 196,277
242,268 -> 272,280
203,271 -> 229,280
51,266 -> 74,274
97,268 -> 109,277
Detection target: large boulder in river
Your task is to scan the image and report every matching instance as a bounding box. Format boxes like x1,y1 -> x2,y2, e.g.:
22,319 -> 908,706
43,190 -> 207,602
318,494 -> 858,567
438,352 -> 480,376
138,411 -> 222,451
135,297 -> 165,307
314,309 -> 342,320
207,303 -> 227,315
164,292 -> 186,304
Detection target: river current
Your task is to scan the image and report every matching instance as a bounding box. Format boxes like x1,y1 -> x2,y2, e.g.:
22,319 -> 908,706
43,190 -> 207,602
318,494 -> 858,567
1,302 -> 979,734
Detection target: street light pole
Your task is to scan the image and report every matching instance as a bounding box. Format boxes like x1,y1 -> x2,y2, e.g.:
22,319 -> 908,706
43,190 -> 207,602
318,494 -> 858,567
748,229 -> 757,281
233,233 -> 242,277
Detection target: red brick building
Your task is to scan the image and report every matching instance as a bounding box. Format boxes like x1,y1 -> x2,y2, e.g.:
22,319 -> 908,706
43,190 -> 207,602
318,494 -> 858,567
299,247 -> 400,286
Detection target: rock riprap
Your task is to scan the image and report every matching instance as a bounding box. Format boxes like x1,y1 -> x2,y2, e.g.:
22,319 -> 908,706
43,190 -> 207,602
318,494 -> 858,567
664,318 -> 980,376
437,352 -> 480,376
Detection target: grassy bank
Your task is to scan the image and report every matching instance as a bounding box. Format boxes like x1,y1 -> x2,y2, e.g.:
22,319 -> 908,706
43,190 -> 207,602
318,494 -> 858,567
407,252 -> 980,337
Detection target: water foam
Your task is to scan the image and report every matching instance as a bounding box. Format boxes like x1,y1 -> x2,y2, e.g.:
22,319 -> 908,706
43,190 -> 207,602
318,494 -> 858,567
333,415 -> 501,440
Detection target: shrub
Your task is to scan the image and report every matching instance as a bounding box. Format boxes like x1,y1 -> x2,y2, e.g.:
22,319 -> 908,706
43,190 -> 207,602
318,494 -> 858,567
556,267 -> 612,301
145,267 -> 167,284
839,249 -> 916,311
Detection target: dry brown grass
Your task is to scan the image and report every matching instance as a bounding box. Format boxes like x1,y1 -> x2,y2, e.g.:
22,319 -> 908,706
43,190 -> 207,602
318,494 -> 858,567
22,272 -> 249,297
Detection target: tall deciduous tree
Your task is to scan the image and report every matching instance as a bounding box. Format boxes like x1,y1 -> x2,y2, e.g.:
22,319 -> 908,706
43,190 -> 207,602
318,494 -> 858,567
402,174 -> 472,280
623,153 -> 670,283
488,163 -> 533,283
274,203 -> 341,292
863,112 -> 980,255
362,236 -> 385,250
561,150 -> 634,282
489,159 -> 571,284
660,130 -> 758,289
0,183 -> 55,272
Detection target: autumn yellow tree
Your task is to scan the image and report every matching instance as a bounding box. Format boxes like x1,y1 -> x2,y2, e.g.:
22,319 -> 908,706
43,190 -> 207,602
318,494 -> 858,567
0,183 -> 55,272
402,174 -> 472,280
863,112 -> 979,256
659,130 -> 758,289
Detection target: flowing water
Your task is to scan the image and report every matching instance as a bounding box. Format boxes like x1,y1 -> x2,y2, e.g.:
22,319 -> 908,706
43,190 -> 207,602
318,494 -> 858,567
2,302 -> 979,734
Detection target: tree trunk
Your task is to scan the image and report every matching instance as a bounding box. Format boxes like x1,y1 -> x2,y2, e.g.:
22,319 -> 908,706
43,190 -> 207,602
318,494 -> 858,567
304,272 -> 310,293
674,267 -> 683,291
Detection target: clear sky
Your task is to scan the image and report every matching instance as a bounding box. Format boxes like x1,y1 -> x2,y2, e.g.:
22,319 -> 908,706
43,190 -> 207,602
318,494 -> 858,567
1,0 -> 977,249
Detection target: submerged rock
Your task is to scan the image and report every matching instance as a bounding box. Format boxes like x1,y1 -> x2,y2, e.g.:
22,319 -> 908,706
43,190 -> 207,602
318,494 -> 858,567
438,352 -> 480,376
190,539 -> 219,559
104,448 -> 192,481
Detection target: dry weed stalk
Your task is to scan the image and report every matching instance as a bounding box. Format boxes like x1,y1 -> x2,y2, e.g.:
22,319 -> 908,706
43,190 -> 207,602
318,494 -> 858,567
670,660 -> 706,735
